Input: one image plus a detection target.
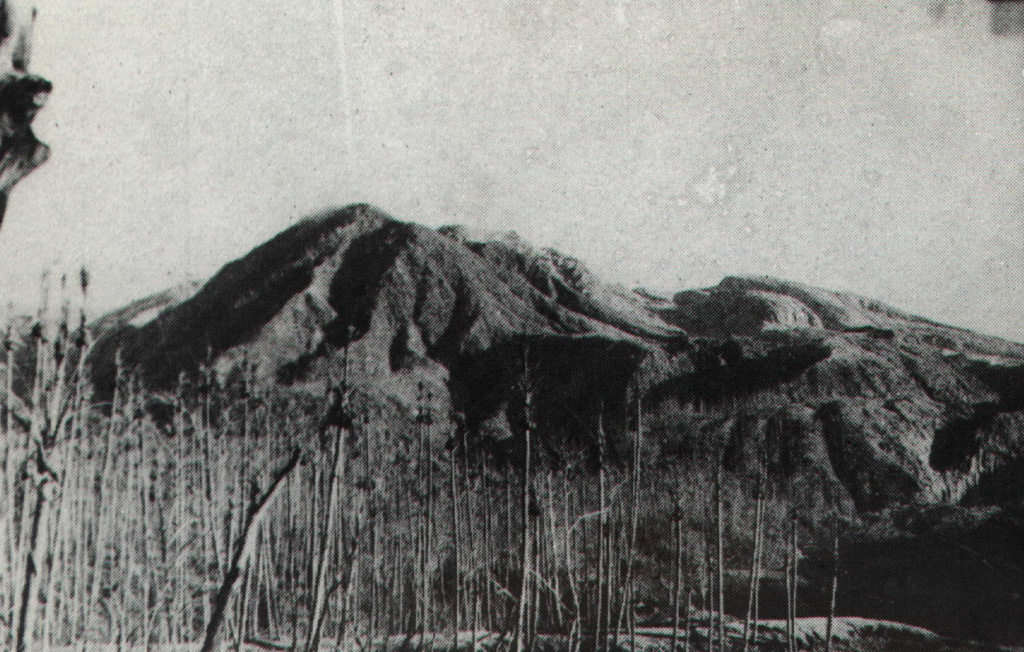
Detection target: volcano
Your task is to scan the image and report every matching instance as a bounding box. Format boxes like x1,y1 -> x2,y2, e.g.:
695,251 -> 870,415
90,204 -> 1024,511
84,204 -> 1024,645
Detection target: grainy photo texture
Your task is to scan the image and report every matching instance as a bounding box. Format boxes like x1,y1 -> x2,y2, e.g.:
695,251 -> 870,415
1,1 -> 1023,651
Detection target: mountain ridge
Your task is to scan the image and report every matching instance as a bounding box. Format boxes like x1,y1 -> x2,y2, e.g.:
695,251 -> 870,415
85,203 -> 1024,515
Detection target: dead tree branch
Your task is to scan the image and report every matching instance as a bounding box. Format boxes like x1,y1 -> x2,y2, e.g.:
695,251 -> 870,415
199,447 -> 301,652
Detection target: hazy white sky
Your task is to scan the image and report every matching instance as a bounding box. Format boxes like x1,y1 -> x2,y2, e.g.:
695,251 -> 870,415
3,0 -> 1024,338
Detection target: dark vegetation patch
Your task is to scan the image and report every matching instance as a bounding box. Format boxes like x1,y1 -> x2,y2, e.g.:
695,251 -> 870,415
325,219 -> 414,346
448,333 -> 648,471
832,505 -> 1024,645
929,403 -> 1001,473
842,324 -> 896,339
816,401 -> 922,511
275,341 -> 329,385
962,457 -> 1024,506
646,338 -> 831,409
967,361 -> 1024,408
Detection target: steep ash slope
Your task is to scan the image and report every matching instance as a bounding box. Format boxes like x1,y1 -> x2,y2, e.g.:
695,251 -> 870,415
91,204 -> 1024,512
90,205 -> 672,454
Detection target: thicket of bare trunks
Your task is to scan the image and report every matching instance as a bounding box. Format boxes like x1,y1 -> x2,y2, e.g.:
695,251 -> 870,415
0,279 -> 843,652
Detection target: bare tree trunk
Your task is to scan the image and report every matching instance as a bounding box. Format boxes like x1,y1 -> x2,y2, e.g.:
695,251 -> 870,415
784,523 -> 792,652
3,324 -> 12,439
566,482 -> 583,652
529,518 -> 541,643
791,515 -> 798,651
13,453 -> 57,652
513,379 -> 534,652
414,383 -> 431,642
369,427 -> 383,650
751,498 -> 764,650
703,514 -> 715,652
423,389 -> 435,644
714,464 -> 725,652
461,422 -> 480,652
13,299 -> 63,652
825,520 -> 840,652
742,486 -> 764,652
626,394 -> 642,652
545,472 -> 563,634
596,409 -> 608,652
682,588 -> 693,652
502,478 -> 514,636
669,504 -> 682,652
199,364 -> 224,591
481,458 -> 495,633
199,448 -> 300,652
611,501 -> 621,648
233,561 -> 252,652
38,480 -> 62,652
86,351 -> 121,632
305,420 -> 347,652
449,432 -> 463,649
1,325 -> 17,649
134,401 -> 155,652
785,514 -> 798,652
